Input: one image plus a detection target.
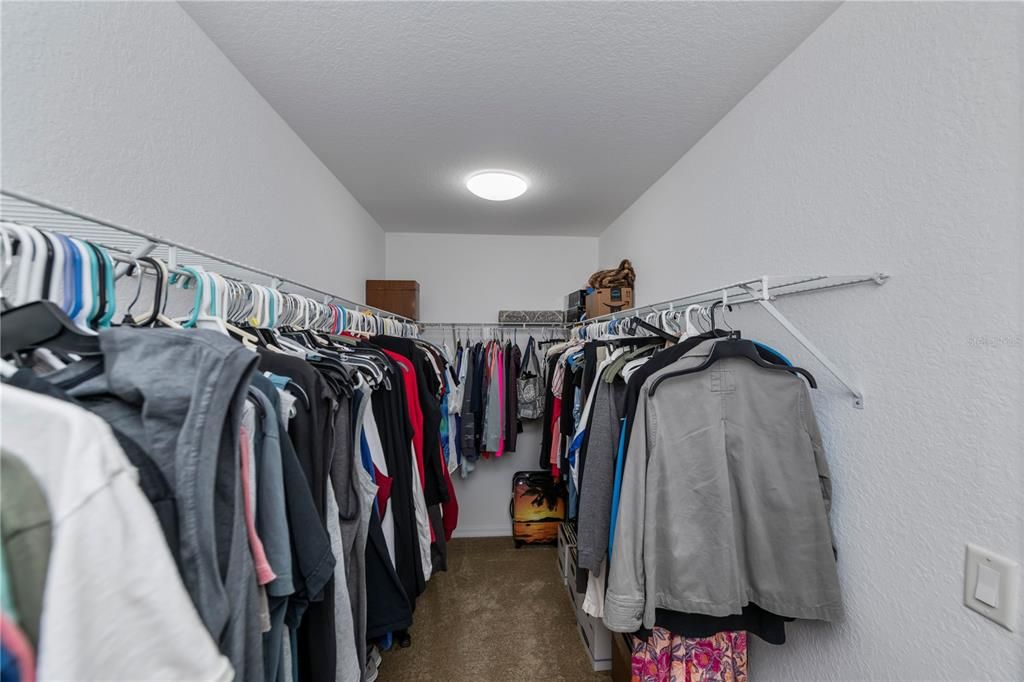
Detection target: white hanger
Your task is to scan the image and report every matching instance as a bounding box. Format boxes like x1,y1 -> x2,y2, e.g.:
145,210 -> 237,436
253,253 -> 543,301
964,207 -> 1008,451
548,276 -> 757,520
24,226 -> 50,304
6,223 -> 36,306
191,270 -> 229,335
682,305 -> 702,339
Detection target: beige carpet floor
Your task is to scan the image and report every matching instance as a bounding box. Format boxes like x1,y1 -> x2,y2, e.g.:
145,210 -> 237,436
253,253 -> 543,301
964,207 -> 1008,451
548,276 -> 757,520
378,537 -> 612,682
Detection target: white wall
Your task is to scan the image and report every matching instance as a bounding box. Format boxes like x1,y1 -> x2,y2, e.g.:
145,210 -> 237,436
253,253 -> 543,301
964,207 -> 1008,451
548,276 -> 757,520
1,1 -> 384,300
599,3 -> 1023,680
387,232 -> 598,536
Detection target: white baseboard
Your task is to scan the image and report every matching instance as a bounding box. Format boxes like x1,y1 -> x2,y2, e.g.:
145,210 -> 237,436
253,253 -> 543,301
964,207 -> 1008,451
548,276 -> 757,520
452,525 -> 512,539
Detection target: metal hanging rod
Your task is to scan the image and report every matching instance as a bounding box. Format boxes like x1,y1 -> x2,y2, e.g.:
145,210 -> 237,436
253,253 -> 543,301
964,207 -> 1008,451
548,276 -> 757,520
0,188 -> 413,323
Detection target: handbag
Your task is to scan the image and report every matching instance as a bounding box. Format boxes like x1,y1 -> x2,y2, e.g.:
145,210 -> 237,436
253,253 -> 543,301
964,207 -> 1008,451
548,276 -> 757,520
517,336 -> 545,420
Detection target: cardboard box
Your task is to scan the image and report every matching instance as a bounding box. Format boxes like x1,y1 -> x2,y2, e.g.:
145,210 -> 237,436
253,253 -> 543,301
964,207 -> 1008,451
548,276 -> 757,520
365,280 -> 419,320
586,286 -> 633,318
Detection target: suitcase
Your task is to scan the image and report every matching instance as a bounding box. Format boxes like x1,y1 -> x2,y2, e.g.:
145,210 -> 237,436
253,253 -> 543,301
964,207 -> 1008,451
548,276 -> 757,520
510,470 -> 566,547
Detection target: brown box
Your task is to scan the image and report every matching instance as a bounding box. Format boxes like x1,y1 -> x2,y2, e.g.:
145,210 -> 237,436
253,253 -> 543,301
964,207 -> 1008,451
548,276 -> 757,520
585,286 -> 633,318
365,280 -> 419,320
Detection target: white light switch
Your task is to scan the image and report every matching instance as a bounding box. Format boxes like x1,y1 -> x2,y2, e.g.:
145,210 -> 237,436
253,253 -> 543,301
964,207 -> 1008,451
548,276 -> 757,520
964,544 -> 1019,631
974,563 -> 1000,607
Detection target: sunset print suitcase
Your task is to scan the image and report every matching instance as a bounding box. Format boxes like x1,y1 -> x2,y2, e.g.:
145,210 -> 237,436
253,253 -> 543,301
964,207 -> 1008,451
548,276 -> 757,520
510,470 -> 566,547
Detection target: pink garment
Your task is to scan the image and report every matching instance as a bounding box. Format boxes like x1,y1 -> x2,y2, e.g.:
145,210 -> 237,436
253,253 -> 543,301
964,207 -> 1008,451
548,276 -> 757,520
549,396 -> 563,477
495,346 -> 506,457
1,615 -> 36,682
631,629 -> 747,682
239,426 -> 276,586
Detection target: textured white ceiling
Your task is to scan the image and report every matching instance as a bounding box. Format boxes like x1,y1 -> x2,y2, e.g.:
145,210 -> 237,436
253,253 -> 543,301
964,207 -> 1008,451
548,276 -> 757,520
183,1 -> 838,236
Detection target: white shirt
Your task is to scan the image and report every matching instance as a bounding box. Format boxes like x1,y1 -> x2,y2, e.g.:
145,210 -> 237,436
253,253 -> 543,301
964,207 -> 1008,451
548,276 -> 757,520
1,385 -> 233,682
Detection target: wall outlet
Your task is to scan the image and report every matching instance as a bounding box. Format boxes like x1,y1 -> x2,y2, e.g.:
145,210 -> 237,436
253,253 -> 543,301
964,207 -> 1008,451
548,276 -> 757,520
963,544 -> 1019,631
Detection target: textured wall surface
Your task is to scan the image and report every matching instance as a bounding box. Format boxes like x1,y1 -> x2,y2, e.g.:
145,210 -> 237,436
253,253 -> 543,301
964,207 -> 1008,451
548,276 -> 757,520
387,232 -> 598,536
599,3 -> 1023,680
1,1 -> 384,300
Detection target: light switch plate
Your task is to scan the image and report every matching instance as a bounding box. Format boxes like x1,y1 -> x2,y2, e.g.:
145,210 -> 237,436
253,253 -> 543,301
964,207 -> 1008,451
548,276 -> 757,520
964,544 -> 1019,631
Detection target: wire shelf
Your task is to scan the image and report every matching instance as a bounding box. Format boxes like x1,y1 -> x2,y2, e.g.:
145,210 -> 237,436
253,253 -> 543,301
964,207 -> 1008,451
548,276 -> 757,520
580,274 -> 889,324
0,189 -> 413,322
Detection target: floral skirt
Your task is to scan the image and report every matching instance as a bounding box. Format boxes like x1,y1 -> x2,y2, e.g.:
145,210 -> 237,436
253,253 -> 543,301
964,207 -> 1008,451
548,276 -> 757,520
631,629 -> 748,682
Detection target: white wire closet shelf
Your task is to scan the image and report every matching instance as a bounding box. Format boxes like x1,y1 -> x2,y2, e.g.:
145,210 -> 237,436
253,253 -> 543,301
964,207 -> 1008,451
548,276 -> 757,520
0,189 -> 414,323
581,274 -> 889,323
419,321 -> 567,328
578,273 -> 890,409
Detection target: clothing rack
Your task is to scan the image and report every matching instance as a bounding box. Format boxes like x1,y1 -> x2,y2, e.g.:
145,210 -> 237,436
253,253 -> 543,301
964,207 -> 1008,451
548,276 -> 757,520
419,321 -> 567,329
575,274 -> 889,408
0,189 -> 414,324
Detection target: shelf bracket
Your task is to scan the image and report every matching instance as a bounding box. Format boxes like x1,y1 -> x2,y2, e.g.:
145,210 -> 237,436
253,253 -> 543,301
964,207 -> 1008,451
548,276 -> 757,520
113,239 -> 157,279
756,298 -> 866,408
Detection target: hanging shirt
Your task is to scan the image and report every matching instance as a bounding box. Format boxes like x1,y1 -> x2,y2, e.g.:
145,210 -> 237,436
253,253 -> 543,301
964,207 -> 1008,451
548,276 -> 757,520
1,386 -> 232,682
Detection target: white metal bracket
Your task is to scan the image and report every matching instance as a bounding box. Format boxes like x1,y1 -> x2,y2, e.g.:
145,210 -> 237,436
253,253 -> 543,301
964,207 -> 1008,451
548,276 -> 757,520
114,240 -> 157,279
741,275 -> 887,408
757,299 -> 866,408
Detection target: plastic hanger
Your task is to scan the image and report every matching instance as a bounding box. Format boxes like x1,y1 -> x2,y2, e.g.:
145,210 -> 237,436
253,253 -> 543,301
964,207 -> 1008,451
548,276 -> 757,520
58,234 -> 83,320
189,271 -> 228,335
41,231 -> 66,307
69,238 -> 97,330
96,245 -> 117,328
6,223 -> 36,306
649,335 -> 817,396
151,257 -> 181,329
0,224 -> 15,297
1,299 -> 101,358
24,226 -> 50,304
681,304 -> 702,339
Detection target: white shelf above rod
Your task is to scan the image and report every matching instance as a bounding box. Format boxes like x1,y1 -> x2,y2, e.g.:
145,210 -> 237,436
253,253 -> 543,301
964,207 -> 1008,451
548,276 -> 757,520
582,274 -> 889,408
0,189 -> 414,324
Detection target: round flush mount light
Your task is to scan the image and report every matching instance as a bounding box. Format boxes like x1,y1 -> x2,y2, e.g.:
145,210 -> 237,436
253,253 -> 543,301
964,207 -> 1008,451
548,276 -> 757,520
465,170 -> 529,201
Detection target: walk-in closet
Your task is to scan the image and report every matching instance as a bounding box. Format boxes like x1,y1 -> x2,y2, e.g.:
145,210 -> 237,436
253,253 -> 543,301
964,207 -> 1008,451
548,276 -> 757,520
1,2 -> 1021,681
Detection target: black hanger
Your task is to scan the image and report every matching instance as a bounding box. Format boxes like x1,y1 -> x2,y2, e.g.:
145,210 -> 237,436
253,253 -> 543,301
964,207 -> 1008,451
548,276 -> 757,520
649,337 -> 816,396
40,232 -> 56,301
86,242 -> 108,330
708,300 -> 735,338
593,335 -> 664,349
1,300 -> 101,358
123,257 -> 164,326
632,316 -> 678,343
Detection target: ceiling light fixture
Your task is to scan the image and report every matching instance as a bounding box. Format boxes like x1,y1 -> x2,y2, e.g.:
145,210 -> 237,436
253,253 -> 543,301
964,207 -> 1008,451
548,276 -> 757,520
466,170 -> 528,201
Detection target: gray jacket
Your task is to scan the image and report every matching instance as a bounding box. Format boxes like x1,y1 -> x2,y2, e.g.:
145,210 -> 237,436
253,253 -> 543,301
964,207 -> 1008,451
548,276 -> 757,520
576,376 -> 626,572
51,327 -> 263,680
603,340 -> 842,632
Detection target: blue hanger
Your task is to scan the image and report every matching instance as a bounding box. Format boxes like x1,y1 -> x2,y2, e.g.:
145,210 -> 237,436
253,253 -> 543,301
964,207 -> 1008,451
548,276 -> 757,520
97,245 -> 117,328
171,266 -> 204,328
68,238 -> 96,327
55,233 -> 80,316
